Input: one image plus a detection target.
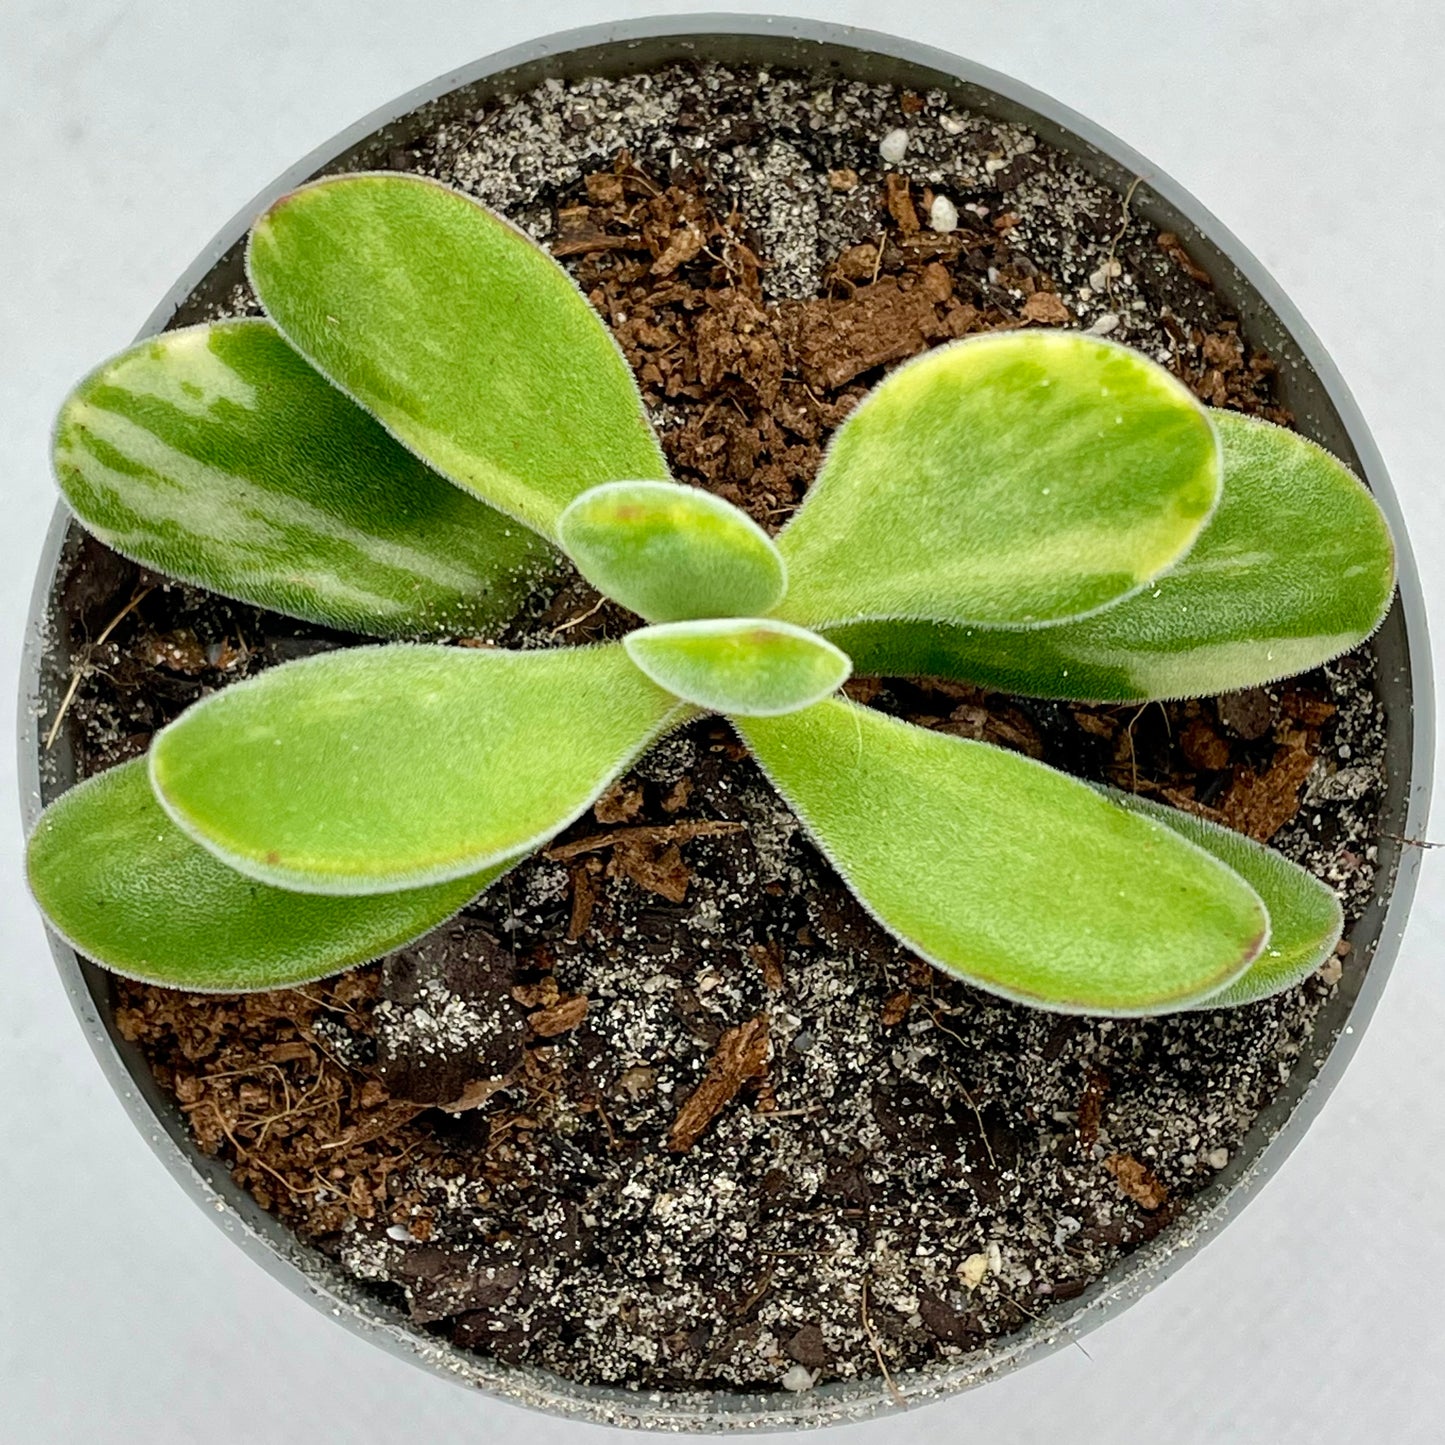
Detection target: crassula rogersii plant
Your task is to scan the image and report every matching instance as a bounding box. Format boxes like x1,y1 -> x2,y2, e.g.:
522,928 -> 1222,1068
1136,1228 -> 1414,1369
28,173 -> 1397,1016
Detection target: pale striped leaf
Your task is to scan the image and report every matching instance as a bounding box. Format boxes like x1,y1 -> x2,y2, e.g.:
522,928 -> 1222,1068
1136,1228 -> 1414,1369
53,320 -> 550,637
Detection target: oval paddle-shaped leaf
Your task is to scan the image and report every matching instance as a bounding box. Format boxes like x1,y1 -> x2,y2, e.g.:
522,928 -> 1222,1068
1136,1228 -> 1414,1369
736,699 -> 1268,1014
247,174 -> 669,540
772,331 -> 1220,631
52,320 -> 551,638
27,760 -> 504,990
625,618 -> 850,716
829,410 -> 1397,701
1104,788 -> 1343,1007
151,643 -> 683,894
558,480 -> 786,621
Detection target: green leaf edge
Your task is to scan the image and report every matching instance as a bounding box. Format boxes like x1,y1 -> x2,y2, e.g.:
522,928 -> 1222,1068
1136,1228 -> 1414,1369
26,759 -> 514,992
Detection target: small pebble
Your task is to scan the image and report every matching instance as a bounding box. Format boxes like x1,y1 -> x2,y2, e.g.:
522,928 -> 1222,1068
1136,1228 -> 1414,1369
386,1223 -> 412,1241
1206,1147 -> 1231,1171
929,194 -> 959,233
1089,259 -> 1122,291
879,127 -> 909,164
1088,312 -> 1121,336
959,1252 -> 990,1289
781,1364 -> 816,1393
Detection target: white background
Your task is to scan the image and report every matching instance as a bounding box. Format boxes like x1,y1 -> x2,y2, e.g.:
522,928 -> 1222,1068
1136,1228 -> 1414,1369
3,3 -> 1443,1441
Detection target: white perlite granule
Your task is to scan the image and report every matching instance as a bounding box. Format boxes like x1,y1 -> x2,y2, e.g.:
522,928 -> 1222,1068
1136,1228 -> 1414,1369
373,978 -> 495,1057
879,126 -> 910,163
929,193 -> 959,233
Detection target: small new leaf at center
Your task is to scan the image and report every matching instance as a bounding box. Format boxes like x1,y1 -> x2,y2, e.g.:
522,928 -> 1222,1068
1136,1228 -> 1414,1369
624,618 -> 852,716
558,480 -> 786,622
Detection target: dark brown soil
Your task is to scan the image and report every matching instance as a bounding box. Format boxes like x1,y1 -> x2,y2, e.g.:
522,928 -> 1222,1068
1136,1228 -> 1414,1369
48,64 -> 1387,1395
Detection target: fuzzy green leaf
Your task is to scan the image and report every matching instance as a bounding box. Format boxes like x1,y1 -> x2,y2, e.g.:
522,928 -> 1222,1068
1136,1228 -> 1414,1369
558,480 -> 786,621
737,699 -> 1268,1014
27,760 -> 503,990
829,411 -> 1396,701
150,643 -> 682,894
247,174 -> 668,541
1106,788 -> 1343,1007
53,320 -> 550,637
772,331 -> 1220,631
625,618 -> 850,716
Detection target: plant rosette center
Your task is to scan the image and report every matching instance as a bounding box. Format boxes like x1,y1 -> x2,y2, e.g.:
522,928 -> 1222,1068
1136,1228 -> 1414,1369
30,170 -> 1394,1022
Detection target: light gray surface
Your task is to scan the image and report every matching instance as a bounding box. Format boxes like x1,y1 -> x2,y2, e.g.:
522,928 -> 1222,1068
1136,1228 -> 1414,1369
3,3 -> 1443,1442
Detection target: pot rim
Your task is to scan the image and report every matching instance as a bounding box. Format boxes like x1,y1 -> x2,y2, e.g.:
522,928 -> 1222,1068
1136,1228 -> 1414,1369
16,13 -> 1434,1432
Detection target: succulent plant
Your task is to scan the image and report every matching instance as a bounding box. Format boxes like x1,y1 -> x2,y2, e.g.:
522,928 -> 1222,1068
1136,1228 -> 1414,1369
28,173 -> 1396,1015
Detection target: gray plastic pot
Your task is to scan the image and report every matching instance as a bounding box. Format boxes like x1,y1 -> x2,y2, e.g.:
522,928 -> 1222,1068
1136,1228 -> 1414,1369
17,13 -> 1433,1433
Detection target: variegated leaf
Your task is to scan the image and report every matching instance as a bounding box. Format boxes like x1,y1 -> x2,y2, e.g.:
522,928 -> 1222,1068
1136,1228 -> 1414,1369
773,331 -> 1220,631
53,320 -> 551,638
829,411 -> 1396,701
